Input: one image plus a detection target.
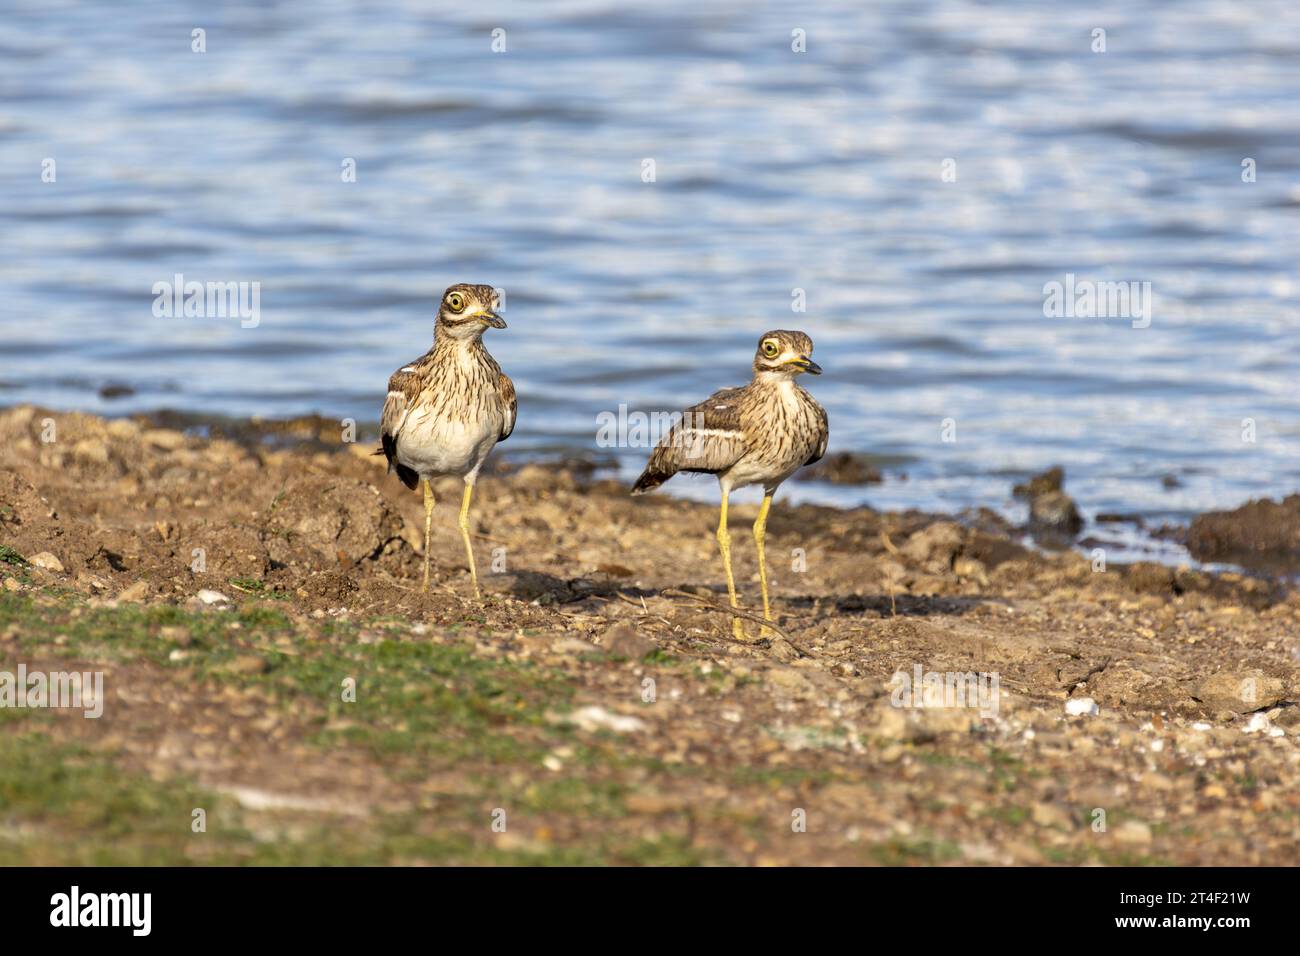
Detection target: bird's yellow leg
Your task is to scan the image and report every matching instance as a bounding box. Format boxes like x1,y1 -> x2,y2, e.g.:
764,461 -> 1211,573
753,492 -> 774,635
716,490 -> 745,640
458,481 -> 480,599
421,479 -> 435,593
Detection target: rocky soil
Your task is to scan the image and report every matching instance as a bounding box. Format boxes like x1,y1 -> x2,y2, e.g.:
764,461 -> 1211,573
1,404 -> 1298,865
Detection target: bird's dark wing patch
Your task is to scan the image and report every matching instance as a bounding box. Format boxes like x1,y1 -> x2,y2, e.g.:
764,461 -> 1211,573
805,403 -> 829,467
497,372 -> 517,443
380,362 -> 424,489
632,387 -> 748,493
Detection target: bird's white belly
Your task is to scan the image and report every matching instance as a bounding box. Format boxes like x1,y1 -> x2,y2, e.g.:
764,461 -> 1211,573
723,456 -> 783,490
723,382 -> 819,491
723,453 -> 807,493
396,409 -> 498,479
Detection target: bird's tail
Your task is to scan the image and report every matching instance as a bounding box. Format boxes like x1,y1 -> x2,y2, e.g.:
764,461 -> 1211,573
632,443 -> 683,495
631,466 -> 670,496
376,438 -> 420,489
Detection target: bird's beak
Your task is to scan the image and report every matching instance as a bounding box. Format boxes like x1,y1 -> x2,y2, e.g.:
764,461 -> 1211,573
481,310 -> 507,329
788,355 -> 822,374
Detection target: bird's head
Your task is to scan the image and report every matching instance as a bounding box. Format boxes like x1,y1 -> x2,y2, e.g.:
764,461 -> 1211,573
436,283 -> 506,340
752,329 -> 821,378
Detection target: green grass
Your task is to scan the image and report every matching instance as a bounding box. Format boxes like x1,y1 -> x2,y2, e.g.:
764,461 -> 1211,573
730,765 -> 839,788
0,589 -> 722,864
0,732 -> 225,865
1039,843 -> 1173,867
0,589 -> 727,864
866,835 -> 963,865
227,577 -> 291,600
0,732 -> 708,865
0,590 -> 571,765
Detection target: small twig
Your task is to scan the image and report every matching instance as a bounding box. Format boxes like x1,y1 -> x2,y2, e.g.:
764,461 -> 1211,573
660,588 -> 791,638
659,588 -> 814,657
610,590 -> 674,630
1061,656 -> 1112,691
376,570 -> 416,593
615,591 -> 649,611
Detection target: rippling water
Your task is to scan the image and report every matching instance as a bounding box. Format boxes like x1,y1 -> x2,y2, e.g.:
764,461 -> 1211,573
2,0 -> 1298,540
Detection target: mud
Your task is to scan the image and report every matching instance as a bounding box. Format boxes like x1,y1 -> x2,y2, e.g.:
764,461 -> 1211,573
2,405 -> 1299,865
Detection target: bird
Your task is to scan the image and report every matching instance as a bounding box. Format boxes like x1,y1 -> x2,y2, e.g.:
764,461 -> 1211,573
632,330 -> 828,640
377,283 -> 516,597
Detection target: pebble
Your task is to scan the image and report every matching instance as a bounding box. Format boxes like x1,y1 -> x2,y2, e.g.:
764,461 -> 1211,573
106,419 -> 140,439
222,655 -> 270,675
1031,802 -> 1072,829
143,428 -> 187,450
766,667 -> 814,694
601,622 -> 655,659
1195,671 -> 1285,714
1243,712 -> 1285,737
953,556 -> 989,584
28,552 -> 64,572
557,706 -> 646,734
901,521 -> 964,566
117,581 -> 149,602
1030,491 -> 1083,536
160,626 -> 192,647
552,637 -> 597,655
72,438 -> 109,464
1114,820 -> 1153,845
1064,697 -> 1099,717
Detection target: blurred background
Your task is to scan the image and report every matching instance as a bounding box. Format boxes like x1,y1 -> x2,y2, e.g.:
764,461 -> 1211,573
1,0 -> 1297,549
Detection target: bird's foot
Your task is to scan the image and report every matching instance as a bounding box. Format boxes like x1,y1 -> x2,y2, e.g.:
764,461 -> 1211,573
731,619 -> 770,644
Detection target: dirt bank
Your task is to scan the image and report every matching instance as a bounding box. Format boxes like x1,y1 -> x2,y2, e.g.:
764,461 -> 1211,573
1,405 -> 1298,865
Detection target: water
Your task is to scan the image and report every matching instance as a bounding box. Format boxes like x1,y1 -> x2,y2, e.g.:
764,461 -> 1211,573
2,0 -> 1298,544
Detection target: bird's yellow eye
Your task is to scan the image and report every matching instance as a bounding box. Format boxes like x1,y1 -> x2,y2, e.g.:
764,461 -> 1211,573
447,292 -> 466,312
761,339 -> 779,358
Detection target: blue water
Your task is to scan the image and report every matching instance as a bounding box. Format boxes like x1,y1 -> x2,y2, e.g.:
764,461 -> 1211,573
2,0 -> 1298,539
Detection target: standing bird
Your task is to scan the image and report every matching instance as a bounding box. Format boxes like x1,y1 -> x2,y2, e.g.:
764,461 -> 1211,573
378,284 -> 515,596
632,330 -> 828,640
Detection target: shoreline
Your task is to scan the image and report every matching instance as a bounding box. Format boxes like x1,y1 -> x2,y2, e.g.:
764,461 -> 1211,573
1,404 -> 1298,865
5,402 -> 1293,575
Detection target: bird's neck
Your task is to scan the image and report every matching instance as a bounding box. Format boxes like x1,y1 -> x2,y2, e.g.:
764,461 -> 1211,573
433,330 -> 488,360
751,370 -> 800,393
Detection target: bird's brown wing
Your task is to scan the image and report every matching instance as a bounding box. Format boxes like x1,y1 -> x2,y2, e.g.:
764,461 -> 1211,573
805,402 -> 829,466
378,362 -> 424,489
632,387 -> 748,493
497,371 -> 517,443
